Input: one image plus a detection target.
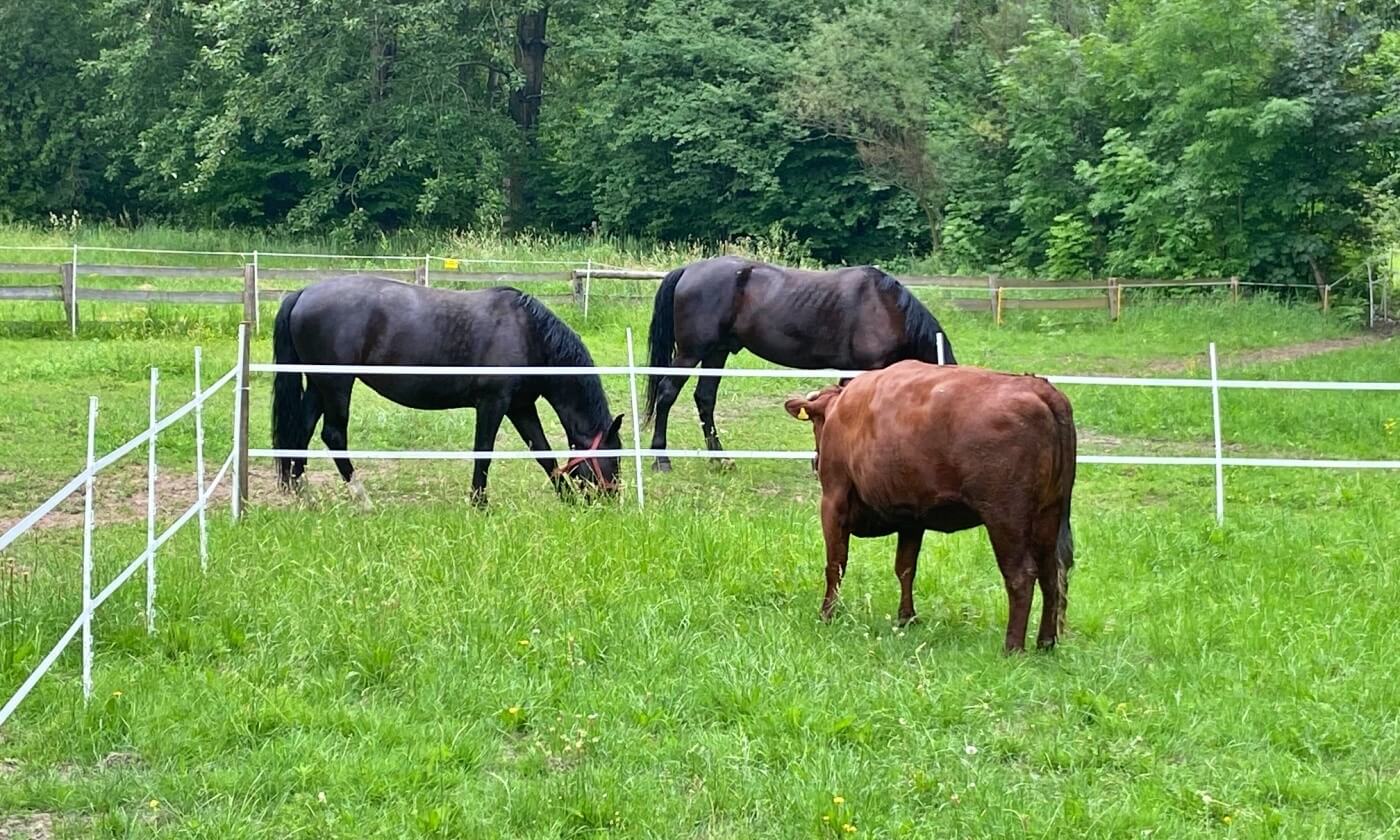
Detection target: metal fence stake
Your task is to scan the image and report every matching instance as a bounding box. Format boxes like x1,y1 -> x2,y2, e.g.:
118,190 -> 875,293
1209,343 -> 1225,525
625,328 -> 646,509
146,368 -> 158,634
194,347 -> 208,572
82,397 -> 97,700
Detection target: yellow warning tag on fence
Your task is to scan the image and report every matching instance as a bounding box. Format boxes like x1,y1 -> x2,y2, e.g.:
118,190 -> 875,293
443,259 -> 460,270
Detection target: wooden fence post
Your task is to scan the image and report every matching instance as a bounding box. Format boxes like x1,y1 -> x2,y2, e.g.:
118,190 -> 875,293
243,264 -> 258,325
1230,275 -> 1240,304
571,270 -> 584,305
994,287 -> 1005,327
60,262 -> 78,333
415,262 -> 428,286
1321,284 -> 1330,315
1107,278 -> 1120,321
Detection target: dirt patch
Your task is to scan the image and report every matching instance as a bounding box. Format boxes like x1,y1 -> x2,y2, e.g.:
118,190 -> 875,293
97,751 -> 142,771
1141,333 -> 1391,374
0,813 -> 54,840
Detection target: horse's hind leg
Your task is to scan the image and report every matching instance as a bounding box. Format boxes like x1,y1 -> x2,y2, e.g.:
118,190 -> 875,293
291,385 -> 323,492
694,352 -> 733,470
649,353 -> 699,472
316,376 -> 368,509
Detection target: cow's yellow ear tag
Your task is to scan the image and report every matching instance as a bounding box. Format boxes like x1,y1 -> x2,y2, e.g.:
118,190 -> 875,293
796,406 -> 809,420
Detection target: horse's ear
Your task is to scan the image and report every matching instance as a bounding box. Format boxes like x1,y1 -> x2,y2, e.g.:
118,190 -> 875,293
607,413 -> 624,439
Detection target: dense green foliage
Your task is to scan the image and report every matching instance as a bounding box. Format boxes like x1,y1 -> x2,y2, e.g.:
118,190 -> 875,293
1,0 -> 1396,280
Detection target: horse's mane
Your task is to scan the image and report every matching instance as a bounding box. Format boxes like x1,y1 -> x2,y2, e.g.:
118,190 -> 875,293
869,269 -> 953,364
513,291 -> 611,422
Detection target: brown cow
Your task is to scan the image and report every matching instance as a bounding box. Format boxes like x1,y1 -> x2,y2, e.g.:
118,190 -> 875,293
784,360 -> 1077,652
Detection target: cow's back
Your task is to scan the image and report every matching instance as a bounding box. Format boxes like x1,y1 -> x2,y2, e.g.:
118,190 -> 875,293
818,361 -> 1073,533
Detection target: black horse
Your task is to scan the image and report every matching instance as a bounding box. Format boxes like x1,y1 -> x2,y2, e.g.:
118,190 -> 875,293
643,256 -> 956,471
272,275 -> 624,506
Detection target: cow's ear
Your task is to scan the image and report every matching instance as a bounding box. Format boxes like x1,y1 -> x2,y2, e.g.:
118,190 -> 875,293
784,397 -> 813,422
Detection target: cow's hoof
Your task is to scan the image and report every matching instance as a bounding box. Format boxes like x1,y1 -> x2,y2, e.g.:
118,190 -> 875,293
1036,637 -> 1058,652
896,612 -> 917,628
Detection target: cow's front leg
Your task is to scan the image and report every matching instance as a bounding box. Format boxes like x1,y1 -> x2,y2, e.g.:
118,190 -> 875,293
819,498 -> 849,621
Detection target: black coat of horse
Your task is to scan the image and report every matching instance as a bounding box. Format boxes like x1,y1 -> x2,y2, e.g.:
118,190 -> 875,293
272,275 -> 624,505
643,256 -> 956,470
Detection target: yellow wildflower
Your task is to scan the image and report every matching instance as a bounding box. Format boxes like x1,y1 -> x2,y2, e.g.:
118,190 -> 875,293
843,824 -> 857,833
832,795 -> 845,805
148,799 -> 160,810
518,639 -> 530,647
112,690 -> 123,697
508,706 -> 520,715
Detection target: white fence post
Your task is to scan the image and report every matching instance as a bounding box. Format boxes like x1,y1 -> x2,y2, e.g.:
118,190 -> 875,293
146,368 -> 158,634
936,332 -> 945,365
70,243 -> 79,336
82,396 -> 97,701
424,254 -> 431,288
1209,343 -> 1225,525
584,259 -> 592,319
625,328 -> 646,509
193,347 -> 208,572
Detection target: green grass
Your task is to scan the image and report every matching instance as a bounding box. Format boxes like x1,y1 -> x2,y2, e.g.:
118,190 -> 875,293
1,232 -> 1399,836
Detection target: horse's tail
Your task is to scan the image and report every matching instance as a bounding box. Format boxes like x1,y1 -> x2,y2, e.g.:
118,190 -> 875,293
271,289 -> 306,488
643,266 -> 685,423
881,272 -> 957,365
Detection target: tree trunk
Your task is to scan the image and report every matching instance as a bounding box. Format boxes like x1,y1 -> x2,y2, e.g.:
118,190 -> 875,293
505,6 -> 549,231
916,194 -> 942,253
1307,255 -> 1327,297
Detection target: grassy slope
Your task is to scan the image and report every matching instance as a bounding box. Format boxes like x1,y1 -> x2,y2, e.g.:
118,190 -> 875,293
1,232 -> 1399,837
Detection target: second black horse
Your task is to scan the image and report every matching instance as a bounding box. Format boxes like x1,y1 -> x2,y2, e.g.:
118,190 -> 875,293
643,256 -> 956,471
272,275 -> 624,506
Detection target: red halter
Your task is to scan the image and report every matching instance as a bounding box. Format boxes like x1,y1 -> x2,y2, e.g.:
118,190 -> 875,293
552,431 -> 615,491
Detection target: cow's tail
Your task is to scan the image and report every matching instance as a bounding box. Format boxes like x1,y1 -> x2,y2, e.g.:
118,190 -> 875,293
271,289 -> 306,489
1050,389 -> 1077,635
643,266 -> 685,424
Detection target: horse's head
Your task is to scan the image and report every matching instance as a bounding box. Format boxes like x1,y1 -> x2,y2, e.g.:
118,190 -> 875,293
555,413 -> 625,499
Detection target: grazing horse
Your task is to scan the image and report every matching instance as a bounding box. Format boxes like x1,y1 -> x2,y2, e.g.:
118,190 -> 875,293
785,361 -> 1076,652
271,275 -> 624,506
643,256 -> 956,471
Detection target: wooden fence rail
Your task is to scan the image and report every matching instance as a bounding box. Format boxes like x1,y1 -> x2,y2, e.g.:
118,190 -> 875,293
0,252 -> 1320,333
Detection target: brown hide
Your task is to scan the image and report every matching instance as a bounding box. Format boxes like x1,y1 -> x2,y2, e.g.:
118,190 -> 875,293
786,361 -> 1077,652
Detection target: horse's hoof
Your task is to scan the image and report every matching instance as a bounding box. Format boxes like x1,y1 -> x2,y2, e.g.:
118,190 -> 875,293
896,612 -> 917,628
713,457 -> 736,471
652,459 -> 672,473
347,478 -> 373,512
1036,637 -> 1058,652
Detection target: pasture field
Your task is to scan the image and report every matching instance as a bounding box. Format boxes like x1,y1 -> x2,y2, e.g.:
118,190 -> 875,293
2,274 -> 1399,837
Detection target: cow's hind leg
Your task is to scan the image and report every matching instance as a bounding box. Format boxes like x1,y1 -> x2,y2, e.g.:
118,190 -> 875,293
985,518 -> 1036,653
894,530 -> 924,626
1033,511 -> 1068,651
